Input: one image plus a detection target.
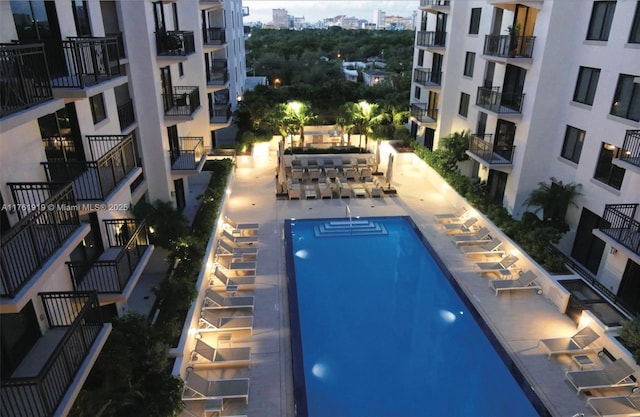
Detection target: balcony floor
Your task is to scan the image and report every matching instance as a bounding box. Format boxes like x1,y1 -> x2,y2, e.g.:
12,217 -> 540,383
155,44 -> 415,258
172,153 -> 200,170
12,328 -> 66,378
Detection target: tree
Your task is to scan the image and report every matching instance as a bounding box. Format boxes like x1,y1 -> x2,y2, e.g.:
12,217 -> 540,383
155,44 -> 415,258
620,316 -> 640,365
280,100 -> 316,149
336,102 -> 356,146
352,100 -> 385,151
133,200 -> 189,249
524,177 -> 582,223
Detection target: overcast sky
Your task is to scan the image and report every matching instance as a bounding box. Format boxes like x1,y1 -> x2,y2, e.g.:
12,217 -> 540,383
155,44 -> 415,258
243,0 -> 418,24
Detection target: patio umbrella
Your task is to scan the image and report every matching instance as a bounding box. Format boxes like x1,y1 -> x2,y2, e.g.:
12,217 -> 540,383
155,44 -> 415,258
278,139 -> 286,194
385,154 -> 394,188
374,139 -> 381,174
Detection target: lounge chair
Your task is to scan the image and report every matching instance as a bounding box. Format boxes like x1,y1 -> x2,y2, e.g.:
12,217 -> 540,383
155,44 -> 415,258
215,254 -> 256,274
199,310 -> 254,333
182,372 -> 250,403
366,182 -> 383,198
459,238 -> 504,257
287,181 -> 301,200
203,288 -> 254,311
587,391 -> 640,417
442,217 -> 478,234
335,178 -> 351,198
211,267 -> 256,290
218,238 -> 258,256
190,339 -> 251,368
351,184 -> 367,198
538,326 -> 600,359
304,185 -> 317,199
473,254 -> 519,274
451,227 -> 492,246
308,168 -> 321,181
489,271 -> 542,296
224,216 -> 258,233
433,207 -> 469,224
318,180 -> 333,199
344,167 -> 358,180
565,359 -> 637,395
222,229 -> 258,244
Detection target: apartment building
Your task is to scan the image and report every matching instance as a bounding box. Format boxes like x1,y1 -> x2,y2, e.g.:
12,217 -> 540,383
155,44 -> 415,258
0,1 -> 246,415
410,0 -> 639,316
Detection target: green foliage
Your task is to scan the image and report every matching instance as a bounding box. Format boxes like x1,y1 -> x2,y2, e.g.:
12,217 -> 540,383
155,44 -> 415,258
524,177 -> 582,223
620,316 -> 640,365
133,200 -> 188,250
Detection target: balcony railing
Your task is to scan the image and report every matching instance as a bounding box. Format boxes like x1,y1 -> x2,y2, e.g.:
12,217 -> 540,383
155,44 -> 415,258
207,60 -> 229,86
483,35 -> 536,59
600,204 -> 640,256
163,86 -> 201,116
0,292 -> 105,417
476,86 -> 525,114
203,27 -> 226,45
1,183 -> 81,298
410,103 -> 438,123
52,37 -> 121,88
41,134 -> 137,201
155,31 -> 196,56
117,99 -> 135,130
468,133 -> 515,164
67,219 -> 150,294
416,31 -> 446,48
0,43 -> 53,118
170,137 -> 204,170
210,103 -> 232,124
413,68 -> 441,87
619,130 -> 640,169
420,0 -> 450,7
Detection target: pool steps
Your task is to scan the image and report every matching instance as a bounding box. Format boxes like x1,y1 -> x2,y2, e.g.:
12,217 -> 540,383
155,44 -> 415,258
314,220 -> 388,237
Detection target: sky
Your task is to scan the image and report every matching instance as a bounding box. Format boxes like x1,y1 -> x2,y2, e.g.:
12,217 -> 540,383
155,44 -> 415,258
243,0 -> 418,24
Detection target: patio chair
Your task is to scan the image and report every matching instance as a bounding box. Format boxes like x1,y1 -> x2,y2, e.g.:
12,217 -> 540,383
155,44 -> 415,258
203,288 -> 254,311
336,178 -> 351,198
459,238 -> 504,257
325,167 -> 338,180
222,229 -> 258,244
351,184 -> 367,198
451,227 -> 492,246
488,271 -> 542,296
211,267 -> 256,291
538,326 -> 600,359
433,207 -> 469,224
224,216 -> 258,233
199,310 -> 254,333
359,167 -> 373,181
344,167 -> 358,181
565,359 -> 637,395
304,184 -> 317,199
182,372 -> 250,403
308,168 -> 321,181
189,339 -> 251,368
215,254 -> 256,274
365,182 -> 383,198
287,181 -> 301,200
218,238 -> 258,256
318,180 -> 333,199
442,217 -> 478,234
473,254 -> 519,274
587,390 -> 640,417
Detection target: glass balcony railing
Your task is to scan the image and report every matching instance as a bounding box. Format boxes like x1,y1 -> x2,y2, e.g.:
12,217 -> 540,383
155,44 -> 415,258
170,137 -> 205,170
155,31 -> 196,56
483,35 -> 536,59
203,27 -> 226,45
413,68 -> 442,87
476,86 -> 525,114
210,103 -> 232,124
207,60 -> 229,86
416,31 -> 446,48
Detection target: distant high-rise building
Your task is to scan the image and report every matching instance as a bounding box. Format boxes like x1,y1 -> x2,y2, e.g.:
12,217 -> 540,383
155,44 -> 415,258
373,9 -> 386,29
273,8 -> 290,29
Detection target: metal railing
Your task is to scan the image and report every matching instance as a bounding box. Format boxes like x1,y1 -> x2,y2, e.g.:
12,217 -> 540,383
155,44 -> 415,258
600,204 -> 640,256
155,31 -> 196,56
210,103 -> 231,123
67,220 -> 149,294
416,31 -> 446,48
420,0 -> 450,7
0,292 -> 104,417
203,27 -> 226,45
468,133 -> 515,164
207,60 -> 228,86
483,35 -> 536,58
117,99 -> 135,130
619,130 -> 640,169
163,86 -> 200,116
410,103 -> 438,123
41,135 -> 137,201
170,137 -> 204,170
476,86 -> 525,114
1,184 -> 81,298
52,37 -> 121,88
413,68 -> 441,86
0,43 -> 53,118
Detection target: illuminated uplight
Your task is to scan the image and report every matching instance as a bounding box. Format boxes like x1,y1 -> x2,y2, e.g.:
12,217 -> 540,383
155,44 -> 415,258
295,249 -> 309,259
439,309 -> 456,324
312,362 -> 329,379
440,183 -> 449,191
509,249 -> 519,256
579,312 -> 592,329
207,261 -> 214,270
226,189 -> 232,195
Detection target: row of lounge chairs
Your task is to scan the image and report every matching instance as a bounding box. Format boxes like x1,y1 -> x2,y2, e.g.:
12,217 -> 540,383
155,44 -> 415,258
290,157 -> 372,170
182,217 -> 261,416
287,176 -> 386,199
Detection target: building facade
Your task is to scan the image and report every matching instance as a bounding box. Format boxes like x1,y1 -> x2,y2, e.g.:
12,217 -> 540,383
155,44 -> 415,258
410,0 -> 639,315
0,0 -> 246,415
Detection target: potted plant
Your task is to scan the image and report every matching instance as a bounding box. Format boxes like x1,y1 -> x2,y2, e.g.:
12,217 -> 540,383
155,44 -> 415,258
506,22 -> 521,57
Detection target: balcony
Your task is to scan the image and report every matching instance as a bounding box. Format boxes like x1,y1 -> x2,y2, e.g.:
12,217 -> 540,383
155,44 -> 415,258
410,103 -> 438,124
155,31 -> 196,57
0,43 -> 54,118
203,27 -> 226,46
413,68 -> 441,88
466,133 -> 515,171
0,292 -> 110,417
210,103 -> 232,125
476,86 -> 525,115
67,220 -> 152,301
416,31 -> 446,49
207,60 -> 229,87
163,86 -> 201,118
420,0 -> 450,12
596,204 -> 640,258
1,184 -> 82,298
483,35 -> 535,62
170,137 -> 206,171
116,99 -> 135,131
41,134 -> 138,201
613,130 -> 640,174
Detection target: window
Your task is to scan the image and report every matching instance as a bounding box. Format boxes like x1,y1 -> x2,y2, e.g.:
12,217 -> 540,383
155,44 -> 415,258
630,1 -> 640,43
469,8 -> 481,35
72,0 -> 91,36
458,92 -> 470,117
89,94 -> 106,124
463,52 -> 475,77
586,1 -> 616,41
414,86 -> 421,100
573,66 -> 600,105
594,142 -> 626,190
610,74 -> 640,121
417,50 -> 425,67
561,125 -> 586,163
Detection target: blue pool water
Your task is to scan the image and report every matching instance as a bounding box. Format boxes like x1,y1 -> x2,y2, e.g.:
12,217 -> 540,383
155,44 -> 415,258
285,216 -> 546,417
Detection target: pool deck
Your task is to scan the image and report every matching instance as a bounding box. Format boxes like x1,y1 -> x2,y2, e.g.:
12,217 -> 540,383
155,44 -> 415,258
183,143 -> 628,417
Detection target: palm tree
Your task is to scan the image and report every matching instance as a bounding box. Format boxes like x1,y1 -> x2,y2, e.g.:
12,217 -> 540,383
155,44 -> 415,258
353,100 -> 385,151
336,102 -> 356,146
524,177 -> 582,222
283,100 -> 316,149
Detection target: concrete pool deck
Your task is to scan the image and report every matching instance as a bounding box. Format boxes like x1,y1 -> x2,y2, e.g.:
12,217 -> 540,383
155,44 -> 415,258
181,141 -> 635,417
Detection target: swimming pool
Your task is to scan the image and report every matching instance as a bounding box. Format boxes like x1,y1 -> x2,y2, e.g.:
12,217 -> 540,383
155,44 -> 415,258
285,216 -> 549,417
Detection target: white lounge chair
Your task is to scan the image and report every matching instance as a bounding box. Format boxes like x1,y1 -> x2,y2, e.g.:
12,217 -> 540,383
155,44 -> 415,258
203,288 -> 254,311
451,227 -> 491,246
351,184 -> 367,198
211,267 -> 256,291
587,390 -> 640,417
215,254 -> 256,274
565,359 -> 638,395
222,229 -> 258,245
433,207 -> 469,224
199,310 -> 254,333
224,216 -> 258,233
538,326 -> 600,359
182,372 -> 250,403
335,178 -> 351,198
365,182 -> 383,198
474,254 -> 519,274
318,180 -> 333,199
287,181 -> 301,200
218,238 -> 258,256
304,185 -> 317,199
459,238 -> 504,257
442,217 -> 478,234
189,339 -> 251,368
489,271 -> 542,296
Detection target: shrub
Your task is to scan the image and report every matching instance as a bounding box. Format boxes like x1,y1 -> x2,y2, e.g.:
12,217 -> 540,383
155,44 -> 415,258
620,316 -> 640,365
